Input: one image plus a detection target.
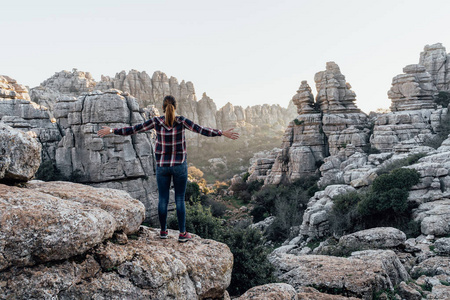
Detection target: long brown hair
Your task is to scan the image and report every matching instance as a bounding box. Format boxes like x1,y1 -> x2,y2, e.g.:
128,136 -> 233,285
163,95 -> 177,127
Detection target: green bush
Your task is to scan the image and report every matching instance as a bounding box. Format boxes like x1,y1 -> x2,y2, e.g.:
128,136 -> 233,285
168,203 -> 222,240
185,181 -> 201,204
200,195 -> 228,217
35,160 -> 65,181
242,172 -> 250,182
330,168 -> 421,237
376,153 -> 426,175
251,176 -> 319,242
434,91 -> 450,107
423,111 -> 450,149
168,203 -> 276,296
220,227 -> 276,296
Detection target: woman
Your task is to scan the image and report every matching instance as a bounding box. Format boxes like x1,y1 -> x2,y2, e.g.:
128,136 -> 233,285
98,95 -> 239,242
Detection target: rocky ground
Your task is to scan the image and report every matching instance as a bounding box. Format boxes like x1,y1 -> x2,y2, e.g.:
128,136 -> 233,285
0,122 -> 233,299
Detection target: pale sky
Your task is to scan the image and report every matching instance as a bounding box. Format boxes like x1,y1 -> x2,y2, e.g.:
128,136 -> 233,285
2,0 -> 450,113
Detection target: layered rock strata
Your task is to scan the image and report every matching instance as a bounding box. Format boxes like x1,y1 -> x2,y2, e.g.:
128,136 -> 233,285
52,89 -> 159,222
0,75 -> 61,162
388,64 -> 437,112
260,63 -> 369,185
419,43 -> 450,91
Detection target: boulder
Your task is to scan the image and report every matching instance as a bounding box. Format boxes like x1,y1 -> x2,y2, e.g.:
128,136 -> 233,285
0,123 -> 41,182
434,237 -> 450,255
0,183 -> 116,270
411,257 -> 450,278
297,287 -> 360,299
236,283 -> 298,300
269,253 -> 403,299
413,199 -> 450,236
338,227 -> 406,250
26,180 -> 145,234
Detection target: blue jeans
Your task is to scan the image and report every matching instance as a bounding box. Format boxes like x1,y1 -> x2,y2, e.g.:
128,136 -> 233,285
156,161 -> 188,233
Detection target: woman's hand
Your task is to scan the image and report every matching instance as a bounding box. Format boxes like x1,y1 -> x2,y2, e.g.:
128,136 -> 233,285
97,126 -> 112,137
222,128 -> 239,140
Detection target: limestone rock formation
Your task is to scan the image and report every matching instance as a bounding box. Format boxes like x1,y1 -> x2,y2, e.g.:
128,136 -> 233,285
315,62 -> 361,114
264,81 -> 326,184
52,89 -> 159,222
370,108 -> 446,153
30,69 -> 96,112
260,63 -> 370,185
269,252 -> 408,299
0,181 -> 144,271
0,123 -> 41,182
338,227 -> 407,250
0,75 -> 61,162
300,185 -> 356,239
388,64 -> 437,112
0,181 -> 233,299
419,43 -> 450,91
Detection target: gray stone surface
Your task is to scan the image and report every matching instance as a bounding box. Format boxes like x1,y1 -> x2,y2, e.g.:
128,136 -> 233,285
0,122 -> 41,182
52,90 -> 159,222
339,227 -> 407,250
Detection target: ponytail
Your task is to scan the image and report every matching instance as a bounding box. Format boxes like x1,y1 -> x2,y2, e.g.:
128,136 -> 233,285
163,95 -> 177,127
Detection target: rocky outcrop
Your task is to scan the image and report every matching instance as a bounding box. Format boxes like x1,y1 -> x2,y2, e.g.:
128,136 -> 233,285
338,227 -> 406,250
269,252 -> 408,299
0,75 -> 61,162
419,43 -> 450,91
264,81 -> 326,185
0,180 -> 233,299
0,123 -> 41,182
300,185 -> 356,239
52,89 -> 159,222
0,182 -> 144,271
388,64 -> 437,112
30,69 -> 96,112
259,63 -> 370,185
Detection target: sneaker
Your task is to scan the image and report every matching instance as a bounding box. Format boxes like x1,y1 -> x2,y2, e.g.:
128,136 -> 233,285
178,232 -> 192,242
160,230 -> 168,239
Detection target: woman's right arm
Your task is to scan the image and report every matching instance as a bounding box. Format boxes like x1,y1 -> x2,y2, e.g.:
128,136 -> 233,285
97,118 -> 155,137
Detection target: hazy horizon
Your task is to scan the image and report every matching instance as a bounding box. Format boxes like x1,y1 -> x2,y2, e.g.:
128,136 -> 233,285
3,0 -> 450,113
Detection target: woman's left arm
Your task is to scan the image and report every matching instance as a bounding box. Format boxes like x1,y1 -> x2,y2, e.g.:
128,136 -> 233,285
182,117 -> 239,139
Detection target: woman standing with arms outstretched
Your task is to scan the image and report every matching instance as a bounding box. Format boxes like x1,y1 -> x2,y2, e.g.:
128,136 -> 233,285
98,95 -> 239,242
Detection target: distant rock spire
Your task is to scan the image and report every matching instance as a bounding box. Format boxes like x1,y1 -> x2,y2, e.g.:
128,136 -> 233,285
314,62 -> 360,114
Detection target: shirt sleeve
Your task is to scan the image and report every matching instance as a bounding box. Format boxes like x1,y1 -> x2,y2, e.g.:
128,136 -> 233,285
181,117 -> 222,137
113,118 -> 155,135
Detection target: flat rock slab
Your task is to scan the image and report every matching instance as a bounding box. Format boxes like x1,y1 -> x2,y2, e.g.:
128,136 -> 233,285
339,227 -> 406,250
270,254 -> 401,299
27,180 -> 145,234
0,181 -> 145,271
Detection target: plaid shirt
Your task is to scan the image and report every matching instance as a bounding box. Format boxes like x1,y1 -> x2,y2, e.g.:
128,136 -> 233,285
113,116 -> 222,167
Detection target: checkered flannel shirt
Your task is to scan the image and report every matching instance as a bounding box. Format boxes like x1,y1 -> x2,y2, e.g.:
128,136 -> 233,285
113,116 -> 222,167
